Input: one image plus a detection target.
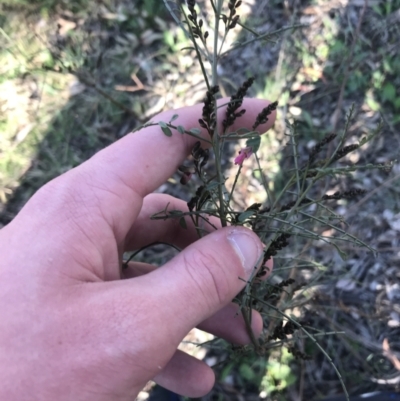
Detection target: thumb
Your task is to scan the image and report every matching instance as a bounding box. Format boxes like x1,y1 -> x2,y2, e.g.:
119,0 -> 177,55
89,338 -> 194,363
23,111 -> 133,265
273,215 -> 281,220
125,226 -> 264,340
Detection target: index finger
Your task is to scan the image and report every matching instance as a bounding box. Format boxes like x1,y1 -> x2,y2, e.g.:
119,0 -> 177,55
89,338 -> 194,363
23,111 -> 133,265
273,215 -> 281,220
26,98 -> 276,242
91,97 -> 275,197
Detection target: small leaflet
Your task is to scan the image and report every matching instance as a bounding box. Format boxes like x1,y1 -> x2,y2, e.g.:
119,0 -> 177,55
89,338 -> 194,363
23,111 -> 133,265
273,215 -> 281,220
159,121 -> 172,137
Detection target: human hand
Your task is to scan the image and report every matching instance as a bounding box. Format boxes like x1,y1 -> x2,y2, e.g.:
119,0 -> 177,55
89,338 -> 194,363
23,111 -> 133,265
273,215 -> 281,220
0,99 -> 275,400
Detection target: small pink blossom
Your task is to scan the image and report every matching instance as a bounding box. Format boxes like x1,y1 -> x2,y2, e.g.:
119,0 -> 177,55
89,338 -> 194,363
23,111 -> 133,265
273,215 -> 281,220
234,146 -> 253,165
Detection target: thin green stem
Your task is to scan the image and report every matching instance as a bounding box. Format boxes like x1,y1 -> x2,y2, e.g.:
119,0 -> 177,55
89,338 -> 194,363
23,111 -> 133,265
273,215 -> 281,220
164,0 -> 210,62
228,165 -> 242,204
181,3 -> 211,91
214,148 -> 227,227
237,21 -> 260,37
209,0 -> 217,13
288,121 -> 301,196
211,0 -> 227,227
122,242 -> 181,269
242,307 -> 263,354
299,210 -> 374,251
220,24 -> 307,57
254,152 -> 274,206
213,0 -> 223,87
256,298 -> 349,401
190,213 -> 202,240
132,122 -> 212,143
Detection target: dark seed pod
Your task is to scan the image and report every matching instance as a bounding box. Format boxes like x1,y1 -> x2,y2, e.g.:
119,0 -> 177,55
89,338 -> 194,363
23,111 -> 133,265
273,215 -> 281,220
253,101 -> 278,130
198,118 -> 207,128
223,77 -> 255,131
308,133 -> 337,164
332,143 -> 359,162
187,196 -> 198,211
246,202 -> 262,211
228,15 -> 240,29
192,141 -> 201,156
200,150 -> 209,167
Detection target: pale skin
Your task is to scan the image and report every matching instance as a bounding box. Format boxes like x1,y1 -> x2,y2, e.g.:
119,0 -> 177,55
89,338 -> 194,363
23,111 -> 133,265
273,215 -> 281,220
0,98 -> 275,400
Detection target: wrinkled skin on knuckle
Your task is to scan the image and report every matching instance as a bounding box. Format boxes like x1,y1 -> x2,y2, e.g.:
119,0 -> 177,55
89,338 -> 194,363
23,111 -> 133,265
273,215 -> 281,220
183,248 -> 231,308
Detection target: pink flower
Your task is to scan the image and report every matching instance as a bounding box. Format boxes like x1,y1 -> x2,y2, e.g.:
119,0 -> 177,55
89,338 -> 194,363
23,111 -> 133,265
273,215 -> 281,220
234,146 -> 253,165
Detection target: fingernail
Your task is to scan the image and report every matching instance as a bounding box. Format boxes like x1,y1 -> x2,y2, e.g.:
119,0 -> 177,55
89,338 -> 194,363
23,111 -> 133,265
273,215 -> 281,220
228,229 -> 262,277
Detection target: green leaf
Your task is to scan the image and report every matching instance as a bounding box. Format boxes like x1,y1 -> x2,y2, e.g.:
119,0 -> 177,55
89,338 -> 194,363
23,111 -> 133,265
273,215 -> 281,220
366,95 -> 380,112
168,210 -> 183,216
161,126 -> 172,137
246,134 -> 261,153
164,30 -> 174,48
392,115 -> 400,124
220,362 -> 234,381
159,121 -> 172,137
190,128 -> 201,135
239,364 -> 255,381
238,210 -> 255,222
177,125 -> 185,134
169,114 -> 179,123
382,82 -> 396,102
179,216 -> 187,229
270,363 -> 291,380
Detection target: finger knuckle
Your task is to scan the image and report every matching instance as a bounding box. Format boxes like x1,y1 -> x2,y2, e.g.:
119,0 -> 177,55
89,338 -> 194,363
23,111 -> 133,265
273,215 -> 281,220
183,248 -> 230,306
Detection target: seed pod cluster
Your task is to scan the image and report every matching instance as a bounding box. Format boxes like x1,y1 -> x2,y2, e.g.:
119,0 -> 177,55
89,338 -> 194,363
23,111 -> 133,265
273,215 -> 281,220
192,141 -> 209,171
268,320 -> 297,341
187,185 -> 211,212
277,278 -> 295,288
199,85 -> 219,137
186,0 -> 209,40
263,233 -> 291,263
332,143 -> 360,162
256,265 -> 271,278
223,77 -> 254,131
221,0 -> 242,30
322,188 -> 366,200
288,346 -> 312,360
280,197 -> 311,212
308,133 -> 337,165
253,101 -> 278,130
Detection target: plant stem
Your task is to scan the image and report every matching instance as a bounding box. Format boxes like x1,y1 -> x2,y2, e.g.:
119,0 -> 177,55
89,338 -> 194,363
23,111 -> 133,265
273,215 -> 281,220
212,0 -> 222,87
181,4 -> 211,91
212,0 -> 227,227
228,165 -> 242,204
256,298 -> 349,401
254,152 -> 273,206
220,24 -> 307,57
242,307 -> 263,355
288,121 -> 301,196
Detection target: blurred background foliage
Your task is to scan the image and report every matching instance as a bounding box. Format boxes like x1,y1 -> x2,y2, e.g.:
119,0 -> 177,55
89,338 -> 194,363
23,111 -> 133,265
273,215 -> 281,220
1,0 -> 400,400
